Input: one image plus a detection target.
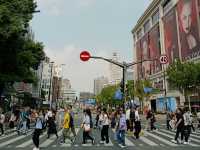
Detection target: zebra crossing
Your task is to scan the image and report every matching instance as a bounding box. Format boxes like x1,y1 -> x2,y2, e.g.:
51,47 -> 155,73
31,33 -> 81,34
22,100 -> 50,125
0,127 -> 200,149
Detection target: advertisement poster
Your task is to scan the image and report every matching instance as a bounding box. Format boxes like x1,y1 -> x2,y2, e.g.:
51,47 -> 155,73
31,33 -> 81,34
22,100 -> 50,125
156,97 -> 177,112
136,40 -> 142,79
149,24 -> 162,74
177,0 -> 200,60
163,9 -> 179,64
140,34 -> 150,78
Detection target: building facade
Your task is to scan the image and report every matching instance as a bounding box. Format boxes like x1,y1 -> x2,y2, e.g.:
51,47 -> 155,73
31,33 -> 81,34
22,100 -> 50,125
109,52 -> 122,85
94,76 -> 109,95
132,0 -> 200,112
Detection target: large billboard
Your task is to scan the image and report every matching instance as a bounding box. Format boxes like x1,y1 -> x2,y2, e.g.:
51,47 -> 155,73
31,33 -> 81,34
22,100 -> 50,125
163,9 -> 180,64
177,0 -> 200,60
140,34 -> 150,78
149,24 -> 161,74
136,40 -> 142,79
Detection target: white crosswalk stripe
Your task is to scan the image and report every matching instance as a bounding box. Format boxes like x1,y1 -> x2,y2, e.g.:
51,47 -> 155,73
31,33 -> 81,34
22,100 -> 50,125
144,131 -> 177,146
159,129 -> 200,144
139,136 -> 158,146
40,130 -> 62,147
0,127 -> 200,148
154,130 -> 199,147
16,132 -> 47,148
0,132 -> 32,148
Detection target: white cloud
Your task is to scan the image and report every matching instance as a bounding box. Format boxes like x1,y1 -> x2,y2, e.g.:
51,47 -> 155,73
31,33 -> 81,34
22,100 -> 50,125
44,44 -> 109,92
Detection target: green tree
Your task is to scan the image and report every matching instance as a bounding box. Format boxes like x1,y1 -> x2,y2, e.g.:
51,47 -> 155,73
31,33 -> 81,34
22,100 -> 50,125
0,0 -> 45,97
96,84 -> 123,106
167,60 -> 199,110
126,80 -> 134,100
134,79 -> 152,109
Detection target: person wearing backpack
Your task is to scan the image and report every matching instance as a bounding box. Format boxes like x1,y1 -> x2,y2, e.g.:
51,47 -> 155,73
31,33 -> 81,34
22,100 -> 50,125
82,108 -> 95,144
32,110 -> 44,150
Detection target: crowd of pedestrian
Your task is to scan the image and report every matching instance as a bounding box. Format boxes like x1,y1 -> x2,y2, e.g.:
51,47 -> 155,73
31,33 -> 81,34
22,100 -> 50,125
1,105 -> 200,149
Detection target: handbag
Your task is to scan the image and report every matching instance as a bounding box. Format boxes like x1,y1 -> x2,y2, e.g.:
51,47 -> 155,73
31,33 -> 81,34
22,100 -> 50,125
84,124 -> 90,132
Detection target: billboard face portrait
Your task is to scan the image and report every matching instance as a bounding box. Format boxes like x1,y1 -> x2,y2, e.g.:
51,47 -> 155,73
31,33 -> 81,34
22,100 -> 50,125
140,34 -> 150,78
149,24 -> 162,74
177,0 -> 200,60
163,9 -> 179,64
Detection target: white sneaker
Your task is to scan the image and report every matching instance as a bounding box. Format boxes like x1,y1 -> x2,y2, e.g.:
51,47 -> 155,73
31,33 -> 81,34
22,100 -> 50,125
183,142 -> 189,145
171,139 -> 178,144
100,140 -> 104,144
33,147 -> 37,150
119,144 -> 127,148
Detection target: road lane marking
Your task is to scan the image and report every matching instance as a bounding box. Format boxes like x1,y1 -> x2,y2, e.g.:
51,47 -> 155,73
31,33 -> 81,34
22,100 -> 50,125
0,133 -> 32,147
144,131 -> 177,146
159,129 -> 200,145
16,132 -> 47,148
40,130 -> 62,147
140,136 -> 158,146
155,131 -> 198,146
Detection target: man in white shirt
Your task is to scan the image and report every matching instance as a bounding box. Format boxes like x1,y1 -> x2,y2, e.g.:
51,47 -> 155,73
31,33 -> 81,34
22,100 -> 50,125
134,107 -> 141,139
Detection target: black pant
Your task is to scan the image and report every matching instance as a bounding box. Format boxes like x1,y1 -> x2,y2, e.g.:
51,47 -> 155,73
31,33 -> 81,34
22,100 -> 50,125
175,127 -> 184,141
184,125 -> 191,142
27,119 -> 30,129
32,129 -> 42,148
130,119 -> 134,132
126,120 -> 130,131
150,121 -> 156,130
167,120 -> 171,130
0,123 -> 4,135
83,131 -> 93,144
101,125 -> 109,143
134,121 -> 141,139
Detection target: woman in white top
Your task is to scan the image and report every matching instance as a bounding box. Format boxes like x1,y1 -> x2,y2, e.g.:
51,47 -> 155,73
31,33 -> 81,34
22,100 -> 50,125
100,108 -> 110,144
32,110 -> 44,150
82,109 -> 94,144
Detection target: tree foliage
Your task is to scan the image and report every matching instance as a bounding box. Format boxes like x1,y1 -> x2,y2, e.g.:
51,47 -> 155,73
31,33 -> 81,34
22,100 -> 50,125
167,60 -> 200,100
96,84 -> 123,106
126,80 -> 134,100
134,79 -> 152,101
0,0 -> 45,95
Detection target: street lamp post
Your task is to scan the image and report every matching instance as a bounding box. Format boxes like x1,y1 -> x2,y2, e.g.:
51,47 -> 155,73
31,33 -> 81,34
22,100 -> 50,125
90,56 -> 154,104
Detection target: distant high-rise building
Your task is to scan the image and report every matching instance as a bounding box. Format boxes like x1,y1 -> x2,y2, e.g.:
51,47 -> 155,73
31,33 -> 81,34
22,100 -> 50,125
80,92 -> 94,101
109,52 -> 122,85
94,76 -> 108,95
126,69 -> 134,81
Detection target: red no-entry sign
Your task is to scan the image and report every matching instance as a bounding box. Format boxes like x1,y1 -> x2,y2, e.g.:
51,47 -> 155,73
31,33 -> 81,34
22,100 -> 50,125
80,51 -> 91,61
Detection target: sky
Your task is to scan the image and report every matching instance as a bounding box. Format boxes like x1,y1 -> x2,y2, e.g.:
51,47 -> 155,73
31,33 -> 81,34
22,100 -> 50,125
31,0 -> 151,93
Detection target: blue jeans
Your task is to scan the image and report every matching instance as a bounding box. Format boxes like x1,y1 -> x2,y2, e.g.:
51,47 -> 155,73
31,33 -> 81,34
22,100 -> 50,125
117,130 -> 125,146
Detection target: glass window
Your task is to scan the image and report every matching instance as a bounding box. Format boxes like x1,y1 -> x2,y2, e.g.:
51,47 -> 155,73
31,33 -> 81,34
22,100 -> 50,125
137,28 -> 143,39
152,10 -> 159,25
163,0 -> 173,15
144,20 -> 151,33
